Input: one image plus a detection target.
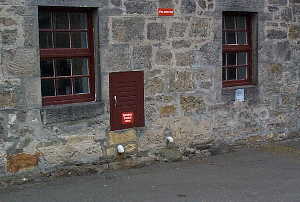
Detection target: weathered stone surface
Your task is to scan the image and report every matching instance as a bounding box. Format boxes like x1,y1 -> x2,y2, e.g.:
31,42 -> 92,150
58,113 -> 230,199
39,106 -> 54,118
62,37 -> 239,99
189,17 -> 212,39
170,71 -> 194,92
268,0 -> 288,6
197,0 -> 206,10
124,143 -> 137,153
124,0 -> 156,14
1,30 -> 17,45
130,45 -> 152,69
160,105 -> 176,117
180,96 -> 206,113
103,44 -> 130,71
0,17 -> 17,26
157,148 -> 182,162
159,0 -> 174,8
7,153 -> 40,173
107,129 -> 137,146
147,23 -> 167,40
169,22 -> 188,38
172,40 -> 191,49
266,29 -> 287,39
175,51 -> 193,66
155,49 -> 172,65
181,0 -> 196,14
111,0 -> 121,7
145,77 -> 164,95
288,25 -> 300,40
0,91 -> 16,108
112,17 -> 145,42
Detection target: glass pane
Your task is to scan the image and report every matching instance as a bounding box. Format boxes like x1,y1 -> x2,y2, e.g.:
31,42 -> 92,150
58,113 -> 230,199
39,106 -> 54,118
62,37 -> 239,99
222,53 -> 226,66
72,58 -> 88,75
226,32 -> 236,44
222,32 -> 225,44
227,53 -> 236,66
225,16 -> 235,29
71,32 -> 88,48
237,52 -> 247,65
222,68 -> 226,80
40,60 -> 54,77
41,80 -> 55,97
39,32 -> 53,48
237,32 -> 247,44
227,68 -> 237,80
54,12 -> 69,29
39,11 -> 51,29
56,79 -> 72,95
54,32 -> 70,48
236,16 -> 246,29
74,77 -> 89,94
70,13 -> 87,29
55,59 -> 71,76
237,66 -> 247,80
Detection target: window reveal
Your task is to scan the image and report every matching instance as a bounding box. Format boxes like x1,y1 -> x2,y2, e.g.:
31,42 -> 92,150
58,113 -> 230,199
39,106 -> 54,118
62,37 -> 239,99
38,8 -> 95,105
222,13 -> 252,87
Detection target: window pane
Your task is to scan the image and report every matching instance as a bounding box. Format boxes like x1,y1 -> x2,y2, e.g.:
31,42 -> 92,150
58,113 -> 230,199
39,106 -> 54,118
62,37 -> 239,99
54,32 -> 70,48
227,68 -> 237,80
237,32 -> 247,44
56,79 -> 72,95
237,52 -> 247,65
222,68 -> 226,80
40,60 -> 54,77
222,53 -> 226,66
236,16 -> 246,29
74,77 -> 89,94
70,13 -> 87,29
55,59 -> 71,76
41,80 -> 55,96
226,32 -> 236,44
54,12 -> 69,29
222,32 -> 225,45
225,16 -> 235,29
72,58 -> 88,75
71,32 -> 88,48
237,66 -> 247,80
39,11 -> 52,29
39,32 -> 53,48
227,53 -> 236,66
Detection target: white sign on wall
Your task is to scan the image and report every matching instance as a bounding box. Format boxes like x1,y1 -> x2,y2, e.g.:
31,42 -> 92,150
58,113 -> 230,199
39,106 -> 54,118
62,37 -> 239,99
235,88 -> 245,102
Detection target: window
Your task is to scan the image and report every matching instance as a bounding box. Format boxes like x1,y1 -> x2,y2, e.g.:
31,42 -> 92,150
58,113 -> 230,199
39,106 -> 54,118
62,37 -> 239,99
222,12 -> 252,87
38,7 -> 95,105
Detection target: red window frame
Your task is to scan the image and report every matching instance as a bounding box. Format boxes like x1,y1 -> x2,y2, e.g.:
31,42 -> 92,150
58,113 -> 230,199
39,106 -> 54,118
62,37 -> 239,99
222,12 -> 253,87
39,7 -> 95,106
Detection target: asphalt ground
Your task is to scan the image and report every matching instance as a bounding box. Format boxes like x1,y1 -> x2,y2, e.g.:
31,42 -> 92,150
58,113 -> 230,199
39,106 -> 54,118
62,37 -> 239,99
1,141 -> 300,202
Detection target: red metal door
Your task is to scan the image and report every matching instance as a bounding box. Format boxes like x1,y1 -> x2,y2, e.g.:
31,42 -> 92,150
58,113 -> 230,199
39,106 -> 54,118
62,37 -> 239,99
109,71 -> 145,131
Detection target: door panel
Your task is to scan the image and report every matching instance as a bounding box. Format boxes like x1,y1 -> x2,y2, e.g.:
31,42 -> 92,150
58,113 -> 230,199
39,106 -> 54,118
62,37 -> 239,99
109,71 -> 144,131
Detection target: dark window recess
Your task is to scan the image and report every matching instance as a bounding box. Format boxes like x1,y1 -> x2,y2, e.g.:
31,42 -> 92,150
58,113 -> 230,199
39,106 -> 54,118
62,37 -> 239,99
38,7 -> 95,105
222,13 -> 253,87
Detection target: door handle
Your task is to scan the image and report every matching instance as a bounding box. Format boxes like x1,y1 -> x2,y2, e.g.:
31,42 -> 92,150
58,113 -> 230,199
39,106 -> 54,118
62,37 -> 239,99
114,96 -> 117,108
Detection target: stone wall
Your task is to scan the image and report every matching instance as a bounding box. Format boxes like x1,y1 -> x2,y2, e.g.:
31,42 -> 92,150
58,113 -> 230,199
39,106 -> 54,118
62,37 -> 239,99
0,0 -> 299,176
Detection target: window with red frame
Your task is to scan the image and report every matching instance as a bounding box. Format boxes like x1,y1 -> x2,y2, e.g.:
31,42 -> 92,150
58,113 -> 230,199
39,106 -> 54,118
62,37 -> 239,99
222,13 -> 252,87
38,7 -> 95,106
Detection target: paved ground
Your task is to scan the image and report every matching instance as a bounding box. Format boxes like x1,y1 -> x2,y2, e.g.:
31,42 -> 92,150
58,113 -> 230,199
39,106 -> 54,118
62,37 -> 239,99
1,142 -> 300,202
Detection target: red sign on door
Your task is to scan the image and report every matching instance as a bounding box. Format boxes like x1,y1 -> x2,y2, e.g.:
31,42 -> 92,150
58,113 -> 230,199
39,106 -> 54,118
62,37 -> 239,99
121,112 -> 134,125
158,8 -> 174,16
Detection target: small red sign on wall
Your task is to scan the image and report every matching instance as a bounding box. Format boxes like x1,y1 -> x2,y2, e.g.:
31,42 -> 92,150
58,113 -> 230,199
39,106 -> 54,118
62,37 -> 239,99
121,112 -> 134,125
158,8 -> 174,16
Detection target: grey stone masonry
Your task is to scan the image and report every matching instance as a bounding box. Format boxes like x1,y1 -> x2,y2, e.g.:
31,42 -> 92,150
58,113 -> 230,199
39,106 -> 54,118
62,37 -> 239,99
0,0 -> 299,176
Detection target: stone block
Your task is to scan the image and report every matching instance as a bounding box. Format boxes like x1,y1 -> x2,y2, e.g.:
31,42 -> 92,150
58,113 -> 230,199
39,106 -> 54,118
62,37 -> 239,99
7,153 -> 40,173
0,91 -> 16,108
124,143 -> 138,153
169,22 -> 188,38
266,29 -> 287,39
180,96 -> 206,112
160,105 -> 176,117
288,25 -> 300,40
170,71 -> 194,92
1,29 -> 17,45
197,0 -> 206,10
145,77 -> 164,96
111,0 -> 121,6
159,0 -> 174,8
124,0 -> 157,14
268,0 -> 288,6
107,129 -> 137,146
172,40 -> 191,49
147,23 -> 167,41
181,0 -> 196,14
0,17 -> 17,26
130,45 -> 152,70
155,49 -> 172,65
189,17 -> 212,39
103,44 -> 130,72
175,51 -> 193,66
112,17 -> 145,42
